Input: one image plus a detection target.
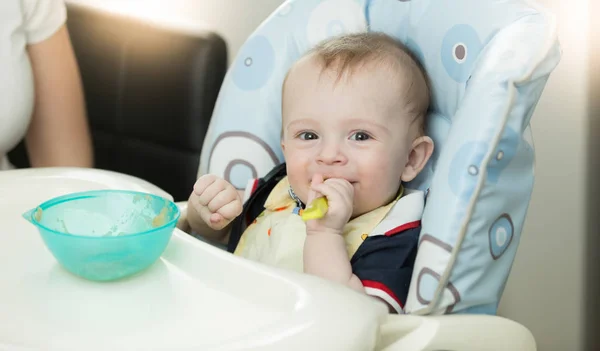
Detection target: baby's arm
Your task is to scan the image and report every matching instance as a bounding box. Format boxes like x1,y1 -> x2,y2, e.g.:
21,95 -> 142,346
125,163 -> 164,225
304,229 -> 364,291
303,175 -> 364,291
187,175 -> 243,244
303,175 -> 418,313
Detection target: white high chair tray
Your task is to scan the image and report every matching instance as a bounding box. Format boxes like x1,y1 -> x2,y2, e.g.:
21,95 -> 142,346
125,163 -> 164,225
0,168 -> 386,351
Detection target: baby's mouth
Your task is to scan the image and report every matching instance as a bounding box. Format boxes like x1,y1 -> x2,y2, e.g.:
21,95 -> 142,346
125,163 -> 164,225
310,176 -> 357,184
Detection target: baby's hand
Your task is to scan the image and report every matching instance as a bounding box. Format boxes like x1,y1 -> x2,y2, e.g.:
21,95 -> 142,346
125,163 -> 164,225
190,175 -> 243,230
305,174 -> 353,235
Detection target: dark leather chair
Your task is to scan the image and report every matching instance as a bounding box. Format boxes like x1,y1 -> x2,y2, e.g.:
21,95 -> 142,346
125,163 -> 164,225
8,3 -> 227,201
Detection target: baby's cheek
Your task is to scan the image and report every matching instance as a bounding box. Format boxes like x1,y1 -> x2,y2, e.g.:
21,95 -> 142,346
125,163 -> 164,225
286,164 -> 308,200
361,154 -> 392,181
359,163 -> 398,202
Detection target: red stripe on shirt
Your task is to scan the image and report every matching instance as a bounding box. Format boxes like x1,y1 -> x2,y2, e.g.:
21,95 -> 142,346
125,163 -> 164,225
362,280 -> 404,308
250,179 -> 259,195
384,220 -> 421,237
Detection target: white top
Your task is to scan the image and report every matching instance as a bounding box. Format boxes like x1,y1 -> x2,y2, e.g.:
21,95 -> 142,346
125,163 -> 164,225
0,0 -> 67,170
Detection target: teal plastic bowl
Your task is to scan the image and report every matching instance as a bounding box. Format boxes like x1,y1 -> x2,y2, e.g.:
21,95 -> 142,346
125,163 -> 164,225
22,190 -> 180,281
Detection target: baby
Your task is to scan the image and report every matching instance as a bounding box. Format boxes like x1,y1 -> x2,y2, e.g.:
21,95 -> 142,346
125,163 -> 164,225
187,32 -> 433,313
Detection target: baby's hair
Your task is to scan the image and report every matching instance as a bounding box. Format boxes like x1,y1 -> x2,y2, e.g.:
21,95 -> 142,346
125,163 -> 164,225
286,32 -> 431,135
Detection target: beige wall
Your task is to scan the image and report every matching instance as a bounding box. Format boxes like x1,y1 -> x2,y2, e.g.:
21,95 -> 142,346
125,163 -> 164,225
498,1 -> 589,350
65,0 -> 592,349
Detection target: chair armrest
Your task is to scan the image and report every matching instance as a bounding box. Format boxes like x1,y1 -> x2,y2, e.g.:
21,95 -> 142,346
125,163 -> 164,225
378,314 -> 536,351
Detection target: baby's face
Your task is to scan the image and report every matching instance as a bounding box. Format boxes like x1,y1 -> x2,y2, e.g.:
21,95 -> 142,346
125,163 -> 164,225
281,57 -> 419,217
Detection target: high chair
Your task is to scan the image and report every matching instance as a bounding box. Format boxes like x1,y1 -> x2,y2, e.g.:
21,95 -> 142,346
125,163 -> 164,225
182,0 -> 561,349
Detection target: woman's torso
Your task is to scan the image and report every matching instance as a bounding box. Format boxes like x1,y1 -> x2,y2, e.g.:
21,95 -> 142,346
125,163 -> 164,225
0,0 -> 65,170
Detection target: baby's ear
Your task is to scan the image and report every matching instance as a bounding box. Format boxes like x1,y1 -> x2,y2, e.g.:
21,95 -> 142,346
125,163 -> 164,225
401,136 -> 434,182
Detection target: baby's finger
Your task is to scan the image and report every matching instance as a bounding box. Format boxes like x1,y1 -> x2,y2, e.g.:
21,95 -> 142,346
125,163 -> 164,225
210,212 -> 225,224
207,188 -> 239,213
324,179 -> 354,204
193,175 -> 217,196
324,177 -> 352,189
311,182 -> 343,202
307,174 -> 324,204
198,181 -> 227,206
311,173 -> 324,186
196,202 -> 217,225
217,200 -> 243,220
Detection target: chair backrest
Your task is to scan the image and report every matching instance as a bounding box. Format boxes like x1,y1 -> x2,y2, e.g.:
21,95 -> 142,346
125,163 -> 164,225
198,0 -> 561,315
8,3 -> 228,202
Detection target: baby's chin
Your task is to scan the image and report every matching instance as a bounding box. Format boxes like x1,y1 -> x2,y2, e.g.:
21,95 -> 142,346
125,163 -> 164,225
350,204 -> 375,219
351,193 -> 394,218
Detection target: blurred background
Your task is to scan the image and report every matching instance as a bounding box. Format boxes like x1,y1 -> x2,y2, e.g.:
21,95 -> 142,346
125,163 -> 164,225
8,0 -> 596,349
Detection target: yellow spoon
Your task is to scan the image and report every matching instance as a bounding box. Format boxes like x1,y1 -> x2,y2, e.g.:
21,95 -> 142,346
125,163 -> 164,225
300,197 -> 329,221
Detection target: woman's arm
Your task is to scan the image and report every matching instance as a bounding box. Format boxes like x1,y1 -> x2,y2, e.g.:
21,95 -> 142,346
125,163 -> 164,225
25,24 -> 93,168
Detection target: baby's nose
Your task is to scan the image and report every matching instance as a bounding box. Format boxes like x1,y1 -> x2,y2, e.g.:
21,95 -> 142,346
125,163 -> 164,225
316,142 -> 348,165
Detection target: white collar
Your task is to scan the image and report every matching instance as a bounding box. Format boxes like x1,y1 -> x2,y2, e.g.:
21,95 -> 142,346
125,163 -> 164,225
369,188 -> 425,237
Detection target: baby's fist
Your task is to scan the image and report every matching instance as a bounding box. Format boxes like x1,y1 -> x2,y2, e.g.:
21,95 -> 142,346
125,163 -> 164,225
191,175 -> 242,230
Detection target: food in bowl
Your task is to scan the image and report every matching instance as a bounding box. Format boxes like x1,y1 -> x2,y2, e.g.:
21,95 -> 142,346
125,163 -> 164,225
22,190 -> 180,281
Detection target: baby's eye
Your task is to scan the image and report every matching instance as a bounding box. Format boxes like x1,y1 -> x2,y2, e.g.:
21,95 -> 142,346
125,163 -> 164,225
298,132 -> 318,140
350,132 -> 371,141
